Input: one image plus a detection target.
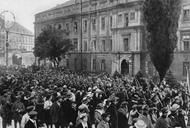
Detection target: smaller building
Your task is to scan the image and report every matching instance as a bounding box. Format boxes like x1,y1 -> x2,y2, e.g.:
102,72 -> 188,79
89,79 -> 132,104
8,22 -> 34,52
0,22 -> 35,66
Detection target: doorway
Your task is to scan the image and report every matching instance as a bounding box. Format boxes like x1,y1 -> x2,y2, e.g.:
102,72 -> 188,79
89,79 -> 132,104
121,59 -> 129,75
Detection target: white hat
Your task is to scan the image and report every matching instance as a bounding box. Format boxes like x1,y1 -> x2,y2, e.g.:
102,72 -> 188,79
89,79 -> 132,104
134,120 -> 147,128
95,88 -> 102,93
93,86 -> 98,90
171,104 -> 180,111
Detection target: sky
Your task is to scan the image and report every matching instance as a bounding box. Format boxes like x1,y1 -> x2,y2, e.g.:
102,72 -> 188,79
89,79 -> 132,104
0,0 -> 69,33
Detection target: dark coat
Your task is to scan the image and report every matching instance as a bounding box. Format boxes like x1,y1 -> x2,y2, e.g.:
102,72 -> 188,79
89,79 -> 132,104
50,102 -> 61,124
76,122 -> 91,128
177,114 -> 186,128
24,120 -> 37,128
168,113 -> 180,127
117,108 -> 129,128
155,116 -> 170,128
106,104 -> 118,128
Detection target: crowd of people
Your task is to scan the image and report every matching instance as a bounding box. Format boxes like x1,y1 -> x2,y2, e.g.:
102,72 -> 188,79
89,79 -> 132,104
0,66 -> 190,128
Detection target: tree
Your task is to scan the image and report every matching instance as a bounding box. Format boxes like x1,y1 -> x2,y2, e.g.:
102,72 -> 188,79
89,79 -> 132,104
143,0 -> 181,82
34,27 -> 73,67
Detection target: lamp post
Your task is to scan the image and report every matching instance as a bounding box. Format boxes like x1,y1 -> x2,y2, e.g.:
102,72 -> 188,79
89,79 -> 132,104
80,0 -> 83,71
0,10 -> 15,67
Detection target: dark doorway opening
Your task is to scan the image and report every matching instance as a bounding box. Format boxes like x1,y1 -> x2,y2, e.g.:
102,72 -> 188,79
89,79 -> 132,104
121,59 -> 129,75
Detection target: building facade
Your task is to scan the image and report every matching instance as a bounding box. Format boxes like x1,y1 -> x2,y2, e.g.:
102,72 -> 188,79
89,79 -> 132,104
8,22 -> 34,52
170,0 -> 190,80
35,0 -> 149,76
0,21 -> 35,66
36,0 -> 190,79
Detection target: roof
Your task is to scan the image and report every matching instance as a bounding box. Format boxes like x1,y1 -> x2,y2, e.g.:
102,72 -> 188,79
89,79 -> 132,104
10,22 -> 33,35
56,0 -> 76,8
38,0 -> 76,14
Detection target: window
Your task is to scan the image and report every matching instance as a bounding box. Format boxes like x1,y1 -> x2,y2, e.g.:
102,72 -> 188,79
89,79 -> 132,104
183,9 -> 190,21
92,19 -> 96,31
101,17 -> 106,30
66,23 -> 70,32
83,20 -> 88,33
102,40 -> 106,51
58,24 -> 62,29
91,40 -> 96,51
84,41 -> 88,51
73,39 -> 78,51
83,59 -> 87,70
109,39 -> 112,51
93,59 -> 96,70
124,13 -> 129,27
101,59 -> 106,71
73,22 -> 78,32
130,12 -> 135,21
117,14 -> 122,24
183,62 -> 190,76
184,41 -> 190,51
110,16 -> 112,28
123,38 -> 129,51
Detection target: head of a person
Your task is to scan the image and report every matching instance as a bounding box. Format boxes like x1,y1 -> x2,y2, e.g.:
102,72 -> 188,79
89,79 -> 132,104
96,103 -> 104,110
132,104 -> 137,110
29,111 -> 37,120
142,105 -> 149,116
120,101 -> 128,110
56,96 -> 62,103
113,97 -> 119,105
26,106 -> 34,113
170,104 -> 180,114
80,113 -> 88,122
102,113 -> 111,122
161,107 -> 168,117
178,109 -> 183,115
46,95 -> 52,100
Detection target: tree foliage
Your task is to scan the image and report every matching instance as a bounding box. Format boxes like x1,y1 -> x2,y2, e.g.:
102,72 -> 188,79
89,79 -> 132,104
34,27 -> 73,67
143,0 -> 181,82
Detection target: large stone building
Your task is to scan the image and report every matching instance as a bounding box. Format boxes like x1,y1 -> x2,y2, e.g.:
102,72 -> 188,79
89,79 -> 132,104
35,0 -> 147,76
170,0 -> 190,80
35,0 -> 189,80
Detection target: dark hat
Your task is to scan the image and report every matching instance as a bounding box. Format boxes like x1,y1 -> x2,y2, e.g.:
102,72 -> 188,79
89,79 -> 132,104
120,101 -> 128,107
142,105 -> 149,111
66,93 -> 72,98
102,113 -> 110,119
96,103 -> 104,109
178,109 -> 183,113
28,111 -> 37,116
121,101 -> 128,106
161,107 -> 168,114
26,106 -> 34,112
